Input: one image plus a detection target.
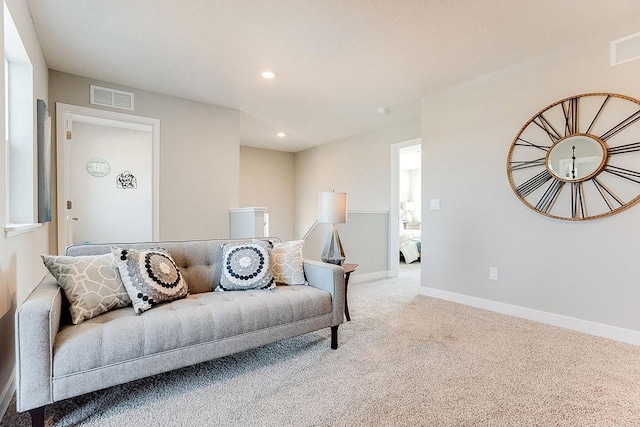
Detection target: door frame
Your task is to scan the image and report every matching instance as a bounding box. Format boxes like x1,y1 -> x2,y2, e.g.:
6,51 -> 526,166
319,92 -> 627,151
389,137 -> 421,277
56,103 -> 160,254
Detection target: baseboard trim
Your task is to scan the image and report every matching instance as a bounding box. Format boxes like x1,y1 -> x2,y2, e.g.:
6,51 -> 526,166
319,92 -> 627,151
419,286 -> 640,346
350,270 -> 390,284
0,369 -> 15,421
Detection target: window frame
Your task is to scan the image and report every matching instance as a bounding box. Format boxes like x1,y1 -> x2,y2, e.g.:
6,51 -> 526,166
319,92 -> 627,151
3,1 -> 39,237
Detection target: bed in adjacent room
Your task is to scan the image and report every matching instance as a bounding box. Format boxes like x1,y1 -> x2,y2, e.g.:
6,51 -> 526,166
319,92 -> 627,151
399,229 -> 421,263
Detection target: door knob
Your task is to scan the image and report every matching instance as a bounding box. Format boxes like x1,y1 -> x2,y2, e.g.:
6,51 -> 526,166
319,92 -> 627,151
71,217 -> 79,221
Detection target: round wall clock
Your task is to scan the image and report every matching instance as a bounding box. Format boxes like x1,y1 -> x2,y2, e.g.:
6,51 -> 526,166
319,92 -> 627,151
507,93 -> 640,220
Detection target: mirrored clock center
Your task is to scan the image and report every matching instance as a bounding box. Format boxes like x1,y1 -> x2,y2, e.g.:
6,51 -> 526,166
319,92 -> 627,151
545,134 -> 607,182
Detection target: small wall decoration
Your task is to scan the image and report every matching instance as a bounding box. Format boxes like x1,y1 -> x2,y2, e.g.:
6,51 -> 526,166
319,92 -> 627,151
86,158 -> 110,177
37,99 -> 52,223
116,171 -> 137,189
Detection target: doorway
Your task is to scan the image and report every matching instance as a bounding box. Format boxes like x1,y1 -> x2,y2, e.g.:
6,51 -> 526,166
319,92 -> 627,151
56,103 -> 160,253
389,138 -> 421,277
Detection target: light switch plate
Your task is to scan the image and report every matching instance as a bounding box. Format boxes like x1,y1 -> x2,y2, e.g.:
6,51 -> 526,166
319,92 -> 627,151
430,199 -> 440,210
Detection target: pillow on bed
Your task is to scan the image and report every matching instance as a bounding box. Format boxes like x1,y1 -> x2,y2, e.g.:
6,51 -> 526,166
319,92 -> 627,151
41,253 -> 131,324
111,247 -> 189,314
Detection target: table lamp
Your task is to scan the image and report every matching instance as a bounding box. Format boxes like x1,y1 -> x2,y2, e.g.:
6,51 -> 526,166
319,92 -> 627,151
318,191 -> 347,265
401,200 -> 415,223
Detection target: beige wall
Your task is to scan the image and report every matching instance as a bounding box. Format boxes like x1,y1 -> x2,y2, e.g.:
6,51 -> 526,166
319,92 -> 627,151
240,146 -> 295,241
1,64 -> 241,416
421,36 -> 640,331
0,0 -> 50,415
48,71 -> 240,246
295,120 -> 421,274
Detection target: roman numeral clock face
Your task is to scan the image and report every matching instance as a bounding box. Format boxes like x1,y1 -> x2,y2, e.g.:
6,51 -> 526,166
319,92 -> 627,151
507,93 -> 640,220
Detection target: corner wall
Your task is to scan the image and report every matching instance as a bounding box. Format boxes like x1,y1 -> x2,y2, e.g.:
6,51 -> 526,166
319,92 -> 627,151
421,36 -> 640,337
0,0 -> 49,417
295,120 -> 420,275
240,146 -> 295,241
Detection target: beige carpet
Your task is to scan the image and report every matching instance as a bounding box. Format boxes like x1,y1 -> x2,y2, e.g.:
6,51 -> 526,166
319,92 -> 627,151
3,262 -> 640,426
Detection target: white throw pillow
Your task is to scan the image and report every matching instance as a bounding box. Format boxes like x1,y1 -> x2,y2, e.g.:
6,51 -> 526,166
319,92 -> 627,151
271,240 -> 307,285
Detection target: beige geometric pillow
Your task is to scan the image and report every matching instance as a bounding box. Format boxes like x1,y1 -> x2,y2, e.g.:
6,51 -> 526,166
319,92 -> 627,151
41,253 -> 131,324
271,240 -> 307,285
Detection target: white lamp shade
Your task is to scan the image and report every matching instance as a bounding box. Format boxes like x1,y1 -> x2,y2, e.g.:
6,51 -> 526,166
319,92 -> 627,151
401,201 -> 416,211
318,192 -> 347,224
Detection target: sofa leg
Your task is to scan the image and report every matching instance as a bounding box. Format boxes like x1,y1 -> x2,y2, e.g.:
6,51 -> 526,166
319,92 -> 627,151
331,325 -> 339,349
29,406 -> 45,427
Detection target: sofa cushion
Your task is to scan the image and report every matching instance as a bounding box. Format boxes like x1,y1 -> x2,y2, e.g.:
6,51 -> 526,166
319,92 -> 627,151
271,240 -> 307,285
217,240 -> 275,291
112,247 -> 190,313
51,285 -> 333,376
41,253 -> 131,324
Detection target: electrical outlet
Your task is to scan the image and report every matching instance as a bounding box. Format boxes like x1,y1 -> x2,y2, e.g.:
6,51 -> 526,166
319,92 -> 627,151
489,267 -> 498,281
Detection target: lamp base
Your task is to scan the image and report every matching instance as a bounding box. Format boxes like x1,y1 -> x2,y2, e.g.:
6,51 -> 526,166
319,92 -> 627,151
321,224 -> 345,266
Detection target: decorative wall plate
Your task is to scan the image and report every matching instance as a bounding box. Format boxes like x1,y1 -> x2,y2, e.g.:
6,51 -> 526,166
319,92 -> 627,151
507,93 -> 640,220
116,171 -> 137,189
86,158 -> 110,177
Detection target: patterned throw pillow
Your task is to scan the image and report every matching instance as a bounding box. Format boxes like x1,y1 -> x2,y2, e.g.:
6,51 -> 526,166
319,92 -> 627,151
41,253 -> 131,324
271,240 -> 307,285
111,247 -> 189,314
217,240 -> 275,291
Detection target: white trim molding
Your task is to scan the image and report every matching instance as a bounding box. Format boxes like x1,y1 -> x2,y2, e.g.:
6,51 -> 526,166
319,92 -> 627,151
419,286 -> 640,346
349,270 -> 390,284
4,222 -> 42,237
348,210 -> 390,214
0,369 -> 15,421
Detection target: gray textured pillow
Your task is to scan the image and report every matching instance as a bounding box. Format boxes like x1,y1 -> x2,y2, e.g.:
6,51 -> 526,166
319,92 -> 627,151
271,240 -> 307,285
41,253 -> 131,324
216,240 -> 275,291
112,247 -> 190,313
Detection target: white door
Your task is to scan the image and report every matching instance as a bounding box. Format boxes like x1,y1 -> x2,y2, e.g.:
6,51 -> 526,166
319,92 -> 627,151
57,103 -> 160,253
67,118 -> 153,245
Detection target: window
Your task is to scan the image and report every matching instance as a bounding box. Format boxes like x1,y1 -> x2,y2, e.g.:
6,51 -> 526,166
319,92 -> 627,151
4,1 -> 36,235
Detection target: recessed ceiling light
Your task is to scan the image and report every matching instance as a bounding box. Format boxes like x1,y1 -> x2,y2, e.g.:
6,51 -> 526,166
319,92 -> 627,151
277,132 -> 286,137
261,70 -> 277,79
377,106 -> 389,115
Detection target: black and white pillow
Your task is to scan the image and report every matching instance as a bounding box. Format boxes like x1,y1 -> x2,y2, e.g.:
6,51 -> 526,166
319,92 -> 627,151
216,240 -> 275,291
112,247 -> 189,313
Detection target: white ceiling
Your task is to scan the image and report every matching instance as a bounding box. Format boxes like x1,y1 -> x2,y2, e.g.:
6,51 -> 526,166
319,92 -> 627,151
24,0 -> 640,152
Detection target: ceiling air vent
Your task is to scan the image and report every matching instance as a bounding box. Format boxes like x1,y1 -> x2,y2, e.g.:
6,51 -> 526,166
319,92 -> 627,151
90,85 -> 134,111
610,32 -> 640,67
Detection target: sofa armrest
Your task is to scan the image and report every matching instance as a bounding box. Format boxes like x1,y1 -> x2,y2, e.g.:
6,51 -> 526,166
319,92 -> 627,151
15,275 -> 62,412
303,260 -> 345,326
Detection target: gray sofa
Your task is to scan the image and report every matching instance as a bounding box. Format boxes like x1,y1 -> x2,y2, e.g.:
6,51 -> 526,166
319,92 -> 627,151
15,239 -> 345,427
